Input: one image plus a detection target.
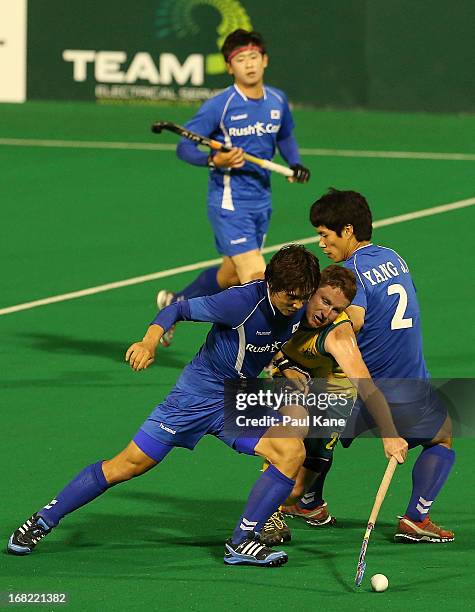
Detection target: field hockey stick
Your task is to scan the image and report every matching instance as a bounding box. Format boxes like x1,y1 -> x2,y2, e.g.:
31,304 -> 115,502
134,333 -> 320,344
151,120 -> 294,178
354,456 -> 398,587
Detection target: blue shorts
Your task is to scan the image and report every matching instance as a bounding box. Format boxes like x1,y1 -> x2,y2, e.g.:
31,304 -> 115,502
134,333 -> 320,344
133,389 -> 266,458
341,386 -> 448,449
208,203 -> 271,256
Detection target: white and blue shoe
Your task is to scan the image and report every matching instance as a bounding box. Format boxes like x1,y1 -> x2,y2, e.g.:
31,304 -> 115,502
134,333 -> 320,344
7,514 -> 52,555
156,290 -> 176,347
224,532 -> 288,567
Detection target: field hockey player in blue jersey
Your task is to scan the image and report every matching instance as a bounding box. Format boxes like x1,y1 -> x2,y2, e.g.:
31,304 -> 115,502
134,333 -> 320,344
156,29 -> 310,347
9,245 -> 325,567
308,189 -> 455,543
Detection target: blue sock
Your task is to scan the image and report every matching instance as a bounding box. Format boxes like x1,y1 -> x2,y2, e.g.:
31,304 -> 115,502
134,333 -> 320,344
173,266 -> 221,302
232,464 -> 295,544
298,456 -> 333,510
37,461 -> 109,528
405,445 -> 455,522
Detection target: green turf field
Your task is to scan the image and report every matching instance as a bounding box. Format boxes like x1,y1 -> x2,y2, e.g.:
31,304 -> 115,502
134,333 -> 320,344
1,102 -> 474,611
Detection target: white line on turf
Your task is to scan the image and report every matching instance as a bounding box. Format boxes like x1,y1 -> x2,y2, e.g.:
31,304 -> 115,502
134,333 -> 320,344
1,196 -> 474,317
0,137 -> 474,161
0,138 -> 176,151
299,147 -> 475,161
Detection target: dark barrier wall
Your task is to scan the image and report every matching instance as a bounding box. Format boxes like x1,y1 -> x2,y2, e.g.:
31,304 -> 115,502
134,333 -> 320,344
26,0 -> 474,112
366,0 -> 475,112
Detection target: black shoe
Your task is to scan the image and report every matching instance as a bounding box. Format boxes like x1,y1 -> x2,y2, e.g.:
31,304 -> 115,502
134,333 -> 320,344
259,511 -> 292,546
7,514 -> 52,555
224,532 -> 288,567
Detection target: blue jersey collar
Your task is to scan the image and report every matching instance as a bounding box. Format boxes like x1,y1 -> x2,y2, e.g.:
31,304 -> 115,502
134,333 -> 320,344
233,83 -> 267,102
266,284 -> 276,316
233,84 -> 248,101
348,243 -> 373,259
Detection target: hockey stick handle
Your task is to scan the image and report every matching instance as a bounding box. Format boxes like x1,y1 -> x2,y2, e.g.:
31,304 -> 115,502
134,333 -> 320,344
354,456 -> 398,586
151,121 -> 294,178
368,456 -> 398,526
206,139 -> 293,177
242,153 -> 294,177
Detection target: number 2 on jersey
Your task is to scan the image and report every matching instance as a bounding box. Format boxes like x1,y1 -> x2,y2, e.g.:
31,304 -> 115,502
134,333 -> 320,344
387,284 -> 413,330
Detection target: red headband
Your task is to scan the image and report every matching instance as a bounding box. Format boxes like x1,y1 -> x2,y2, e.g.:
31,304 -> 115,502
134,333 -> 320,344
227,44 -> 264,62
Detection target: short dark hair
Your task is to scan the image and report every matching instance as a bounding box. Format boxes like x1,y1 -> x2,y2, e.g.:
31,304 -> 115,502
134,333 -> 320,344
221,29 -> 266,62
319,265 -> 356,303
265,244 -> 320,299
309,188 -> 373,241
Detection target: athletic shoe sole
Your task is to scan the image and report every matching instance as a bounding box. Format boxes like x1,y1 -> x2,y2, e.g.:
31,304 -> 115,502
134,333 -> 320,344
305,515 -> 337,527
394,532 -> 454,543
283,512 -> 336,527
7,536 -> 32,555
224,554 -> 288,567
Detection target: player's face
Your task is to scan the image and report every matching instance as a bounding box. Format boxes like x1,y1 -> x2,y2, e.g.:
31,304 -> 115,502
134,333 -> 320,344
305,285 -> 349,328
271,291 -> 308,316
316,225 -> 352,263
227,50 -> 268,88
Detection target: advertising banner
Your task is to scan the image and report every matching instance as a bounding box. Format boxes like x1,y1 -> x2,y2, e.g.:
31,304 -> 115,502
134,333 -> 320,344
24,0 -> 475,112
26,0 -> 366,108
0,0 -> 27,103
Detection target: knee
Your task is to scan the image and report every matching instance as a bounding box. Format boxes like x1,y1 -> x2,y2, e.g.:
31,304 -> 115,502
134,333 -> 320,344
246,270 -> 265,282
430,415 -> 452,448
120,458 -> 144,481
430,426 -> 453,449
217,268 -> 240,288
237,268 -> 265,284
268,438 -> 306,478
431,437 -> 453,449
233,256 -> 265,284
103,457 -> 146,484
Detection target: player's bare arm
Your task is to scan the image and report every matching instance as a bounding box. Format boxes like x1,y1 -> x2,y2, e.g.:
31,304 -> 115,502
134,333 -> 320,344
125,324 -> 164,371
324,323 -> 408,463
346,304 -> 365,333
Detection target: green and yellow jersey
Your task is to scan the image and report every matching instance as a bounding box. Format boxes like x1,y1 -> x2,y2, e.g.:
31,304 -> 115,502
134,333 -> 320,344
272,311 -> 356,458
280,311 -> 356,398
273,312 -> 357,456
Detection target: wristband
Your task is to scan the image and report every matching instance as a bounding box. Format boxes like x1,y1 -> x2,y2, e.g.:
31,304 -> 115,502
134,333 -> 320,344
273,355 -> 291,372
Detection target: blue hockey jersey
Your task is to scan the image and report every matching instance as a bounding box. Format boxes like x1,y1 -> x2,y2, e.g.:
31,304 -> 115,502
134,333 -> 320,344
152,280 -> 303,398
344,244 -> 429,402
178,84 -> 298,207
